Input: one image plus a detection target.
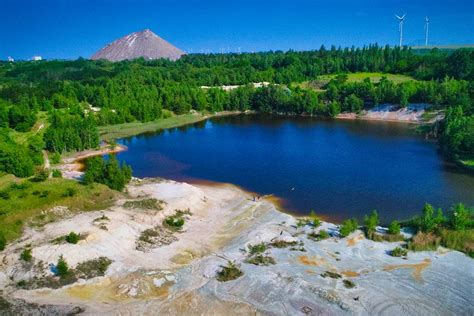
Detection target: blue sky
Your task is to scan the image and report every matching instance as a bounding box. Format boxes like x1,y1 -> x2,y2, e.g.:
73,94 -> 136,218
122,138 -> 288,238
1,0 -> 473,60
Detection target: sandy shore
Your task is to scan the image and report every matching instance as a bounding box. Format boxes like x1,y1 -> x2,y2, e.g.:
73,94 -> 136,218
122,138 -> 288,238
57,143 -> 128,179
0,179 -> 472,315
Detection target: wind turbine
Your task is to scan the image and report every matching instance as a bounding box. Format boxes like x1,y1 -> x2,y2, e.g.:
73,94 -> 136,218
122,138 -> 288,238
395,13 -> 406,47
424,16 -> 430,46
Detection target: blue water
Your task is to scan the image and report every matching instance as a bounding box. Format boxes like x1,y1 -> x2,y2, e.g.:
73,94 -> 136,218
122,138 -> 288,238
115,114 -> 474,223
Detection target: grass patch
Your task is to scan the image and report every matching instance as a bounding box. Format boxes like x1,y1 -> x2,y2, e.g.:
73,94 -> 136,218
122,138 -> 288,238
321,271 -> 342,279
367,231 -> 405,242
247,243 -> 267,255
269,239 -> 298,248
50,232 -> 86,245
0,175 -> 116,244
308,230 -> 330,241
407,232 -> 441,251
75,257 -> 112,279
123,198 -> 164,211
245,254 -> 276,266
98,113 -> 209,141
319,72 -> 415,84
216,261 -> 243,282
438,229 -> 474,256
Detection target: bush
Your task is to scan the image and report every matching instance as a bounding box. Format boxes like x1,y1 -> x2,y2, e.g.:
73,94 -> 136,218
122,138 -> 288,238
439,228 -> 474,255
321,271 -> 342,279
30,170 -> 49,182
339,218 -> 358,237
0,190 -> 9,200
20,248 -> 33,262
164,216 -> 185,230
216,261 -> 243,282
62,187 -> 76,197
248,243 -> 266,254
269,240 -> 298,248
123,198 -> 163,210
0,231 -> 6,251
309,210 -> 321,227
52,169 -> 62,178
56,255 -> 69,277
388,220 -> 401,235
449,203 -> 471,230
364,210 -> 379,233
50,152 -> 61,164
343,279 -> 356,288
390,247 -> 408,257
65,232 -> 80,244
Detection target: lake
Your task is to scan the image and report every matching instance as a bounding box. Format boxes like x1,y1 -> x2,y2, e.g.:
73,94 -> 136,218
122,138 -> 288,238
115,114 -> 474,223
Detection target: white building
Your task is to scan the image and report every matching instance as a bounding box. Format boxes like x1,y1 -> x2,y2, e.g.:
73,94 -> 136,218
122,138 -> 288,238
7,56 -> 14,62
31,55 -> 42,61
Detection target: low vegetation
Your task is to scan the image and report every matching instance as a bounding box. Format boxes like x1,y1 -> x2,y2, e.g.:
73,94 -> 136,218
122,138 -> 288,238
216,261 -> 243,282
390,247 -> 408,257
321,271 -> 342,279
308,230 -> 330,241
269,239 -> 298,248
84,155 -> 132,191
0,174 -> 116,246
339,218 -> 358,237
406,203 -> 473,256
123,198 -> 164,211
19,248 -> 33,262
343,279 -> 356,289
75,257 -> 112,279
163,209 -> 191,231
247,243 -> 267,254
245,254 -> 276,266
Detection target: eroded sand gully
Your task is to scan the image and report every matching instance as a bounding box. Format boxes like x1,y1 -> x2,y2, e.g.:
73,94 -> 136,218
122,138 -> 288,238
0,179 -> 473,315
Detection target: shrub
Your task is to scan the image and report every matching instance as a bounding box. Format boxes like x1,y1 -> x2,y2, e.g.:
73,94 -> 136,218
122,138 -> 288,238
39,190 -> 49,198
449,203 -> 471,231
216,261 -> 243,282
0,231 -> 6,251
390,247 -> 408,257
308,230 -> 330,241
0,190 -> 10,200
388,220 -> 401,235
364,210 -> 379,233
65,232 -> 80,244
20,248 -> 33,262
343,279 -> 356,289
248,243 -> 266,254
52,169 -> 62,178
439,228 -> 474,255
62,187 -> 76,197
56,255 -> 69,277
30,170 -> 49,182
50,152 -> 61,164
309,210 -> 321,227
123,198 -> 163,210
164,216 -> 185,230
339,218 -> 358,237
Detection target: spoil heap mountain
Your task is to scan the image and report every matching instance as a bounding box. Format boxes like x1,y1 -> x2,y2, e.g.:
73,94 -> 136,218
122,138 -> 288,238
91,29 -> 184,61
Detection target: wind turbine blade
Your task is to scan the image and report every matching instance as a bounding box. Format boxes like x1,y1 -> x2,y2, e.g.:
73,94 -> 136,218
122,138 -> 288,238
402,13 -> 406,19
395,14 -> 401,19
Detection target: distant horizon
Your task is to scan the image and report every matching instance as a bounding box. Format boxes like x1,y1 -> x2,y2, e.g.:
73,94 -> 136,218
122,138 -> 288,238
3,42 -> 474,62
2,0 -> 473,60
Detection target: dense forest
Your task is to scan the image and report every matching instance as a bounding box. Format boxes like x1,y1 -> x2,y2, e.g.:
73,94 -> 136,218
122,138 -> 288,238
0,45 -> 473,177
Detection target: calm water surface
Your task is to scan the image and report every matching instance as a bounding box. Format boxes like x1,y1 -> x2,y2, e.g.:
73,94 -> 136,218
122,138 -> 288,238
115,115 -> 474,223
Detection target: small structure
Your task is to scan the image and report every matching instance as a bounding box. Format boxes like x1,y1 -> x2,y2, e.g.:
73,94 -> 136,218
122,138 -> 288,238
7,56 -> 14,62
32,55 -> 42,61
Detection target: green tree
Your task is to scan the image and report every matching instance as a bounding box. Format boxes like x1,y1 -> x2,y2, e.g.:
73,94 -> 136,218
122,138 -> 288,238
340,218 -> 358,237
56,255 -> 69,277
388,220 -> 401,235
364,210 -> 379,233
449,203 -> 471,230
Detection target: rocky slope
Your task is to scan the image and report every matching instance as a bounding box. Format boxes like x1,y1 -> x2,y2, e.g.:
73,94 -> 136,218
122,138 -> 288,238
91,29 -> 184,61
